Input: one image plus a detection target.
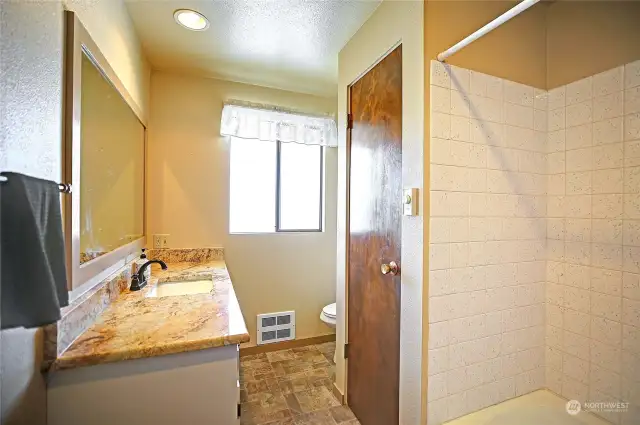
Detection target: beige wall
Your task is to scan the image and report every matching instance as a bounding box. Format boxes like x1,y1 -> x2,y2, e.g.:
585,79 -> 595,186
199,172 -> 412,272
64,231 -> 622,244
1,3 -> 64,423
547,1 -> 640,90
0,1 -> 149,423
147,72 -> 338,346
65,0 -> 151,117
423,1 -> 640,91
425,1 -> 548,90
336,1 -> 425,423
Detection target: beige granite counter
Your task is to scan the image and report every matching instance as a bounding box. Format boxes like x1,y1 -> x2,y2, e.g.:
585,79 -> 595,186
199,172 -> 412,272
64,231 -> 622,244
52,260 -> 249,371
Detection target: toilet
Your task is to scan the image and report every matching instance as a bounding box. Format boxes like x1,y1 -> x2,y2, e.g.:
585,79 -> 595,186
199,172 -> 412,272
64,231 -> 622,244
320,303 -> 337,363
320,303 -> 336,329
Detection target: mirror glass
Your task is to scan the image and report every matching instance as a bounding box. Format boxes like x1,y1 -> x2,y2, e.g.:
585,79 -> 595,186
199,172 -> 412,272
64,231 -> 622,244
79,52 -> 145,264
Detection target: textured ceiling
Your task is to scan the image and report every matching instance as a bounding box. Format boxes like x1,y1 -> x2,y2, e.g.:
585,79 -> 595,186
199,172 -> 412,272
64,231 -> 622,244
125,0 -> 381,96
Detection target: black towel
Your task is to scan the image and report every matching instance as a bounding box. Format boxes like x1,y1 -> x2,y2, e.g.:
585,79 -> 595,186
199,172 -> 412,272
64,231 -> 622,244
1,172 -> 69,330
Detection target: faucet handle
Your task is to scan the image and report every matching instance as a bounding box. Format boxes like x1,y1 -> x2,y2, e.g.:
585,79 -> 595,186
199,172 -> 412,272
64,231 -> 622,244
130,273 -> 147,291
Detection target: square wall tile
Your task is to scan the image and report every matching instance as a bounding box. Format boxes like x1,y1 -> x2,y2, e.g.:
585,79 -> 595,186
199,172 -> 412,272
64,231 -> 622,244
625,195 -> 640,220
432,112 -> 452,140
548,86 -> 566,111
590,364 -> 621,399
622,325 -> 640,355
593,117 -> 623,146
504,80 -> 534,107
591,267 -> 622,296
566,124 -> 592,150
592,243 -> 623,270
625,141 -> 640,168
591,339 -> 622,372
623,298 -> 640,327
624,221 -> 640,247
591,291 -> 622,321
451,90 -> 471,117
592,219 -> 623,245
566,77 -> 592,106
625,87 -> 640,115
566,148 -> 593,172
504,102 -> 533,129
625,60 -> 640,90
486,75 -> 504,101
593,92 -> 623,122
592,316 -> 622,346
625,113 -> 640,141
592,169 -> 623,194
593,66 -> 624,97
449,65 -> 470,92
566,101 -> 592,128
623,272 -> 640,301
432,85 -> 451,114
548,129 -> 566,153
431,60 -> 451,88
593,195 -> 624,219
548,108 -> 566,132
625,167 -> 640,194
534,89 -> 547,111
593,143 -> 623,170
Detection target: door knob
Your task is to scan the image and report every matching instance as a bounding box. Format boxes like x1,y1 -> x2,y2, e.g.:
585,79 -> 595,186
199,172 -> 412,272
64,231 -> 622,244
381,261 -> 399,276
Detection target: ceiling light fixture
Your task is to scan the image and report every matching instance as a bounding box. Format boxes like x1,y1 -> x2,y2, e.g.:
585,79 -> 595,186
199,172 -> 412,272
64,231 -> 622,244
173,9 -> 209,31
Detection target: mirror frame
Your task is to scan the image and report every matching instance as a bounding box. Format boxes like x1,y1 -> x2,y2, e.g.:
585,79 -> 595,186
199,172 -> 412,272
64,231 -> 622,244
63,11 -> 147,294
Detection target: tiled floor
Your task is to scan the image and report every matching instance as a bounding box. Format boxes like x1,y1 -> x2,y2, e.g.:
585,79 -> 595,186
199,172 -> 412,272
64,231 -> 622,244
240,341 -> 359,425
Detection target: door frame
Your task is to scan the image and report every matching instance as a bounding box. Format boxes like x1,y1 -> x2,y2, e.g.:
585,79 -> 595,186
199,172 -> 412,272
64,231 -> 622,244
343,41 -> 403,404
335,3 -> 424,424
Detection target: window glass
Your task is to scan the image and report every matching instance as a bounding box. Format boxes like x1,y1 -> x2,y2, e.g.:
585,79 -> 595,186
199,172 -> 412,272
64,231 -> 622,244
229,138 -> 323,233
229,138 -> 277,233
279,143 -> 322,231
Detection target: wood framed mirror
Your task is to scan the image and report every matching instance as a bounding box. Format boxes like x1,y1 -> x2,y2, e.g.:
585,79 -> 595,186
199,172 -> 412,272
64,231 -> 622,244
63,11 -> 147,295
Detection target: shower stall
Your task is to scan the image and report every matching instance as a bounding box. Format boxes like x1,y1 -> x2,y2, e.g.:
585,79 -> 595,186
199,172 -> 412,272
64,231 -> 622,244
426,5 -> 640,423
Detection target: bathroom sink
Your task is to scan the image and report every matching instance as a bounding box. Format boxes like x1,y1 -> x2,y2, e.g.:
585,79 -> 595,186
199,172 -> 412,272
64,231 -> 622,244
146,279 -> 214,298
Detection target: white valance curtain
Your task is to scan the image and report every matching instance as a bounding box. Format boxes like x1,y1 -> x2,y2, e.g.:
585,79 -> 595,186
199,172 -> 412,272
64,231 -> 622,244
220,103 -> 338,147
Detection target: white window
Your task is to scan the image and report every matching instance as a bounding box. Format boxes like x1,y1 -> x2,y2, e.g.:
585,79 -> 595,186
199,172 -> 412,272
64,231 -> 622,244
229,138 -> 323,233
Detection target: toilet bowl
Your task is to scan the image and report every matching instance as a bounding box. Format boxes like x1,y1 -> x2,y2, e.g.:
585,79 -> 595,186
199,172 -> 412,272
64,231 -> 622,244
320,303 -> 337,363
320,303 -> 336,329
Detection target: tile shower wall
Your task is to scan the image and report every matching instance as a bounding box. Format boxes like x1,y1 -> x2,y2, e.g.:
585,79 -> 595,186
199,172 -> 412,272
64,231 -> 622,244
427,61 -> 547,424
545,60 -> 640,425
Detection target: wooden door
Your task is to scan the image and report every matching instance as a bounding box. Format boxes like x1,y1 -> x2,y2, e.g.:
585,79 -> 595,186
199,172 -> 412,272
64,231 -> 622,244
347,45 -> 402,425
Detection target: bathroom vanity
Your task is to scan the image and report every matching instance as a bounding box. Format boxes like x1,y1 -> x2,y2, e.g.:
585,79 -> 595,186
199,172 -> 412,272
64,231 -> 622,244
47,260 -> 249,425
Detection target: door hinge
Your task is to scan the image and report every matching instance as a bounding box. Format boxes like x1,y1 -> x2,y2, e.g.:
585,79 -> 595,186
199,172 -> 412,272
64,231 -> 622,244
237,403 -> 241,418
344,343 -> 350,359
347,113 -> 353,130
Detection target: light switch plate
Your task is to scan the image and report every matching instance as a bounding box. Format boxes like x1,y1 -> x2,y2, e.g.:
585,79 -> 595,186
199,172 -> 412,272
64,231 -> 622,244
403,188 -> 419,216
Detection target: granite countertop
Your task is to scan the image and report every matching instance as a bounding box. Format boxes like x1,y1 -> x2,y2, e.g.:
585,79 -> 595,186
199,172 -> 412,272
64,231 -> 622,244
52,260 -> 249,371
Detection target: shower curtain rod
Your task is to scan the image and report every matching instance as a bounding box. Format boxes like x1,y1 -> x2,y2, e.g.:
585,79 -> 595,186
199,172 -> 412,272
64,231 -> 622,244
437,0 -> 541,62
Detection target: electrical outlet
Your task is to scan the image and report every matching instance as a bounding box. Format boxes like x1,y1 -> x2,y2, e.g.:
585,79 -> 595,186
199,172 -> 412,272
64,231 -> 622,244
153,234 -> 169,249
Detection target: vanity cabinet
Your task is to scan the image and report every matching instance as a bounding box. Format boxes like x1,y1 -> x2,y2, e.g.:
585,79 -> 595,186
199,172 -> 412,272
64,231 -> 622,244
47,345 -> 240,425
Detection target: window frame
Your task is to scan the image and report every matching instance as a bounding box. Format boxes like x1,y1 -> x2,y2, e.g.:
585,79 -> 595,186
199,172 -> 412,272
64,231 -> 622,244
275,141 -> 324,233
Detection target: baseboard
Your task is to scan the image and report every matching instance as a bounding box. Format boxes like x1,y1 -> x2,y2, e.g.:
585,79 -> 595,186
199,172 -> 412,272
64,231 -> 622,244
239,334 -> 335,357
332,382 -> 345,404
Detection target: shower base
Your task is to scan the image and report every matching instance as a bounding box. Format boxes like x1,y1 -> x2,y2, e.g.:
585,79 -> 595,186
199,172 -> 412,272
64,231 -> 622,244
445,389 -> 612,425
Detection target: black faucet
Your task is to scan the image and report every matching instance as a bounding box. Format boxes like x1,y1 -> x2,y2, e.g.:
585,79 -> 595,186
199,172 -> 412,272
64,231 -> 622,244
130,260 -> 168,291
